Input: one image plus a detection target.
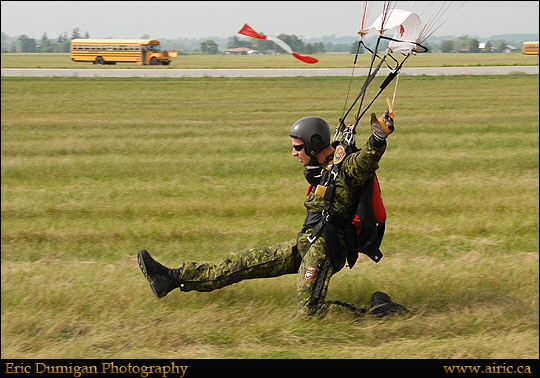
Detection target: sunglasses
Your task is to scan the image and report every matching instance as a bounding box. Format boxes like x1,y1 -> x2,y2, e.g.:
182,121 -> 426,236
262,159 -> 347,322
292,144 -> 305,151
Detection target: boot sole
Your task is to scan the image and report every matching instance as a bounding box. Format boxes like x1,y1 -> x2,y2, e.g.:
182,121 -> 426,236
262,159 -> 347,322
137,249 -> 162,298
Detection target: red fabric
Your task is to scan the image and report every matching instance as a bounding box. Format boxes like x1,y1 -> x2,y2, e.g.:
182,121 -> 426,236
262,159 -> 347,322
351,214 -> 362,236
291,52 -> 319,64
372,175 -> 386,223
238,24 -> 267,40
351,175 -> 386,236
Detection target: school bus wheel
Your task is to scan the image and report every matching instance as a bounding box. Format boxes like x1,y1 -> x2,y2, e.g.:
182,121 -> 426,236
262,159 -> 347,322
94,56 -> 104,65
150,57 -> 159,65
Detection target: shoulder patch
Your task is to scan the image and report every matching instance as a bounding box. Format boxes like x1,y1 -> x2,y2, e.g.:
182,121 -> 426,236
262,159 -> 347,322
334,145 -> 346,164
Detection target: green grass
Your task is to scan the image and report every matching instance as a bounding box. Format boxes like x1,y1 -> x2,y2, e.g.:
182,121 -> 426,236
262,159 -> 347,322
1,52 -> 538,69
1,73 -> 538,359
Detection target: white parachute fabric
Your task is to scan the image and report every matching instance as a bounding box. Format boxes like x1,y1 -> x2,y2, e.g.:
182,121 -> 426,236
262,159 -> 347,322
359,8 -> 423,54
266,36 -> 293,54
387,10 -> 422,54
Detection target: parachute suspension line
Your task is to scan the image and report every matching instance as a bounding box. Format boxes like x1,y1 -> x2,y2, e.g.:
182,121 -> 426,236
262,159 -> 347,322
418,1 -> 467,44
418,2 -> 452,42
360,1 -> 372,32
344,1 -> 401,130
340,1 -> 410,134
352,38 -> 389,129
338,0 -> 374,134
340,40 -> 363,125
379,1 -> 393,31
337,33 -> 384,133
339,34 -> 405,134
355,35 -> 383,122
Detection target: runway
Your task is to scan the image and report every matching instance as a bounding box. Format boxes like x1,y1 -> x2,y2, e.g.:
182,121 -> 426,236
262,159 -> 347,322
1,66 -> 538,78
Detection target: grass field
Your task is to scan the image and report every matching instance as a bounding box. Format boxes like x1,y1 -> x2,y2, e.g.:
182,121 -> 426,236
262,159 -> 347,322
1,71 -> 538,361
1,51 -> 539,69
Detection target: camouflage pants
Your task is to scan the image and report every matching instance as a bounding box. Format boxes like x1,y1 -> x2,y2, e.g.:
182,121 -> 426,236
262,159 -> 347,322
179,231 -> 363,316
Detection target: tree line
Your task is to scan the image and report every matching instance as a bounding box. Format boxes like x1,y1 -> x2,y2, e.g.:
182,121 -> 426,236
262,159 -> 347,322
1,28 -> 520,54
2,28 -> 89,53
189,35 -> 522,54
1,29 -> 344,54
439,35 -> 515,53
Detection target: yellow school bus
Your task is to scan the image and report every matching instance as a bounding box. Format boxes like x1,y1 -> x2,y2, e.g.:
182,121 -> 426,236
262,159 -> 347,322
70,39 -> 178,65
522,41 -> 539,55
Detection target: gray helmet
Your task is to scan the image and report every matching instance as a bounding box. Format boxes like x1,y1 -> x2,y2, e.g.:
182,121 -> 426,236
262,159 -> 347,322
289,116 -> 331,157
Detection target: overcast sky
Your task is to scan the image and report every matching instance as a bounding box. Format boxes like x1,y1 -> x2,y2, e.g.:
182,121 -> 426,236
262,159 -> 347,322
1,1 -> 539,41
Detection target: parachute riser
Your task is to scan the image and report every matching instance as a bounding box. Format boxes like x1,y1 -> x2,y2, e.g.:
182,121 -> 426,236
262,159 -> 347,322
353,52 -> 410,126
336,35 -> 387,141
335,32 -> 426,145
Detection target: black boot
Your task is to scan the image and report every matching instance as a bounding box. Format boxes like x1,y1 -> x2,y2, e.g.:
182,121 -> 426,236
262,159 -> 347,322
137,249 -> 182,298
369,291 -> 409,316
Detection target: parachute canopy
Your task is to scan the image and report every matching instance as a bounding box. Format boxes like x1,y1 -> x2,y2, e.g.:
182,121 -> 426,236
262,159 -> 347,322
238,24 -> 319,64
359,8 -> 423,54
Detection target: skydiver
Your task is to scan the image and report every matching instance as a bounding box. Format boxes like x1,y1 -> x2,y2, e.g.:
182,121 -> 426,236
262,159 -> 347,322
137,111 -> 408,317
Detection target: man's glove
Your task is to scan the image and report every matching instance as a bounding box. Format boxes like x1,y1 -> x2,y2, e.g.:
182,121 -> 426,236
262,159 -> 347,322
370,109 -> 394,141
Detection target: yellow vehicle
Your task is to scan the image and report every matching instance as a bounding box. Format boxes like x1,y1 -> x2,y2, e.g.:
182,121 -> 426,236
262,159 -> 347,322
70,39 -> 178,65
522,41 -> 539,55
